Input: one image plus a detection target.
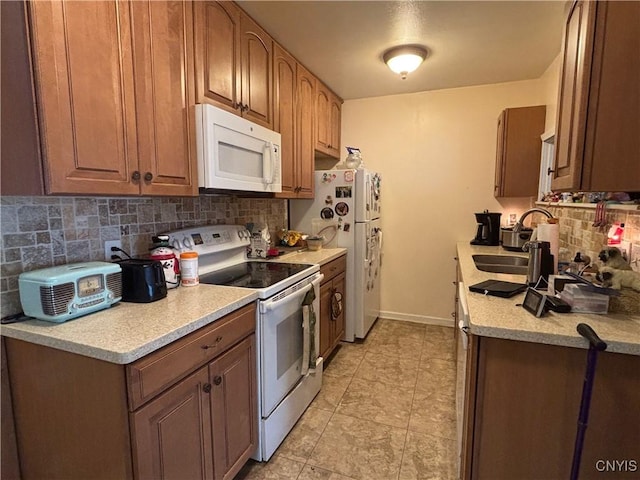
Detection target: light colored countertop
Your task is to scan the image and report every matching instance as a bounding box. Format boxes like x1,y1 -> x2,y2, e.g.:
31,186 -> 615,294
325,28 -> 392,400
278,247 -> 347,266
1,285 -> 257,364
0,249 -> 346,364
457,242 -> 640,355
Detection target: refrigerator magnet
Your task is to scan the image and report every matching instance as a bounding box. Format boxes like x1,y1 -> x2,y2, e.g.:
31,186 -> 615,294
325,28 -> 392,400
343,223 -> 351,232
321,207 -> 334,219
336,186 -> 352,198
344,171 -> 354,182
335,202 -> 349,216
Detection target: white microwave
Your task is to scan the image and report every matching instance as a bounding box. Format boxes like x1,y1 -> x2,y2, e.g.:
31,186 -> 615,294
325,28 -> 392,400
195,104 -> 282,193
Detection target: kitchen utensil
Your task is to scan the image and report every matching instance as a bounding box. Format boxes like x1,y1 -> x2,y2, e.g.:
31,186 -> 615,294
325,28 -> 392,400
119,259 -> 167,303
18,262 -> 122,322
501,227 -> 533,251
523,240 -> 554,286
470,211 -> 501,246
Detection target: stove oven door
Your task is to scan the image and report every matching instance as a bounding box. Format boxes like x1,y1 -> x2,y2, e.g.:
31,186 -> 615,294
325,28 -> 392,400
258,273 -> 322,417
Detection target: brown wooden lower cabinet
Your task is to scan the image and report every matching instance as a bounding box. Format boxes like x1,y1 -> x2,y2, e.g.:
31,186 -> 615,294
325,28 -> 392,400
461,335 -> 640,480
4,303 -> 257,480
319,255 -> 346,360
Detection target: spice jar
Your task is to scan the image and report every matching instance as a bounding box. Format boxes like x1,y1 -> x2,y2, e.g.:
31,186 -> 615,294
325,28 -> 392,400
180,251 -> 199,286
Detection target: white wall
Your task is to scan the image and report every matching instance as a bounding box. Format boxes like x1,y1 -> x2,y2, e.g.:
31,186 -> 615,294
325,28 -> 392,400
342,79 -> 548,323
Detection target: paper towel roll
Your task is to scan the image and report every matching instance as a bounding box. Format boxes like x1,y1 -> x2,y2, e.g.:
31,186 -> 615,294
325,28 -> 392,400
537,223 -> 559,274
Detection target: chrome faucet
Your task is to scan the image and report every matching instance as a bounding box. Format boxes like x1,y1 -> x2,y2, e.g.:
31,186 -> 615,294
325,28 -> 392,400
513,208 -> 554,233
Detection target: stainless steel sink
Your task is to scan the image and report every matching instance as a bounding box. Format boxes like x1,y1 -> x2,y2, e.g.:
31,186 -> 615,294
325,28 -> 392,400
472,254 -> 528,275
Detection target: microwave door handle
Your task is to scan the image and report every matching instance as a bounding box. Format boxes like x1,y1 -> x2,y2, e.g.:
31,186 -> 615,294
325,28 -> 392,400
263,142 -> 272,185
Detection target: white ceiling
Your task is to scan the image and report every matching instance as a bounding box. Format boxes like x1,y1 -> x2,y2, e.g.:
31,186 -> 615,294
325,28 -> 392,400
237,1 -> 567,100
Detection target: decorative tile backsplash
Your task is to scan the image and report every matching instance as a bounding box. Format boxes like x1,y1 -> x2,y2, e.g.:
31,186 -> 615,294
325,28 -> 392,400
543,203 -> 640,268
0,195 -> 286,317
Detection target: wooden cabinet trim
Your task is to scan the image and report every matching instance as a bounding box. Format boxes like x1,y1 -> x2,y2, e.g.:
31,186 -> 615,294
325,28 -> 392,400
320,255 -> 347,283
130,366 -> 214,479
127,302 -> 256,410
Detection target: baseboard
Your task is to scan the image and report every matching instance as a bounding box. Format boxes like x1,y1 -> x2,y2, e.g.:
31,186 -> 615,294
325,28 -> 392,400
379,311 -> 454,328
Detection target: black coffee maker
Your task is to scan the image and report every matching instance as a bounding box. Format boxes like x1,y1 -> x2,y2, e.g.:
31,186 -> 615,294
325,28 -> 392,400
471,210 -> 501,246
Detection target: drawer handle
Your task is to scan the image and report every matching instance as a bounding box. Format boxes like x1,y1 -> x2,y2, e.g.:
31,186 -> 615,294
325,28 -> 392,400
201,336 -> 223,350
203,383 -> 212,393
213,376 -> 222,386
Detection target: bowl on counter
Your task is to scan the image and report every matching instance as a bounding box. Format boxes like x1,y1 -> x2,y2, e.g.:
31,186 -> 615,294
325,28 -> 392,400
306,236 -> 324,251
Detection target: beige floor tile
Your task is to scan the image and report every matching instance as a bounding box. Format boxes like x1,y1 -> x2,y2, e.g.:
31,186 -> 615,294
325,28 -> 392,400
234,456 -> 305,480
355,351 -> 420,388
308,413 -> 406,480
408,390 -> 456,440
311,373 -> 352,412
423,325 -> 455,341
416,358 -> 456,395
275,407 -> 333,463
366,332 -> 424,359
422,338 -> 455,362
297,464 -> 357,480
398,430 -> 456,480
323,344 -> 365,378
376,319 -> 427,339
336,377 -> 413,428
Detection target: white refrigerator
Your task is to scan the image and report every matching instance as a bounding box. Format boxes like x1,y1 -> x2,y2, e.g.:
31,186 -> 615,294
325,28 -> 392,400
289,169 -> 382,341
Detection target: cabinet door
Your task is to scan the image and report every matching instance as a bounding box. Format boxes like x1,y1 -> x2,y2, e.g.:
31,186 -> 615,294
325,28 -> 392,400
210,335 -> 257,480
273,44 -> 298,198
296,64 -> 316,198
331,272 -> 346,348
240,14 -> 273,129
316,84 -> 331,155
329,93 -> 342,158
28,0 -> 140,195
551,0 -> 596,191
195,1 -> 241,114
131,367 -> 214,480
132,1 -> 197,196
581,1 -> 640,191
319,281 -> 333,360
495,106 -> 546,197
494,111 -> 506,197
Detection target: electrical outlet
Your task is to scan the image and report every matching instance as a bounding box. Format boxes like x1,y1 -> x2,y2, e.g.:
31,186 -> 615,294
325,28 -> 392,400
104,240 -> 122,261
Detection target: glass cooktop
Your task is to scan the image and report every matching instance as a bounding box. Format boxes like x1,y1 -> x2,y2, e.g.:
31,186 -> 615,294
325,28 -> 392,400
199,262 -> 314,289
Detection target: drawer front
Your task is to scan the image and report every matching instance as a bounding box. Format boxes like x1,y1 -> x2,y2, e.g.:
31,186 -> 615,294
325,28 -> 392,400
127,303 -> 256,410
320,255 -> 346,283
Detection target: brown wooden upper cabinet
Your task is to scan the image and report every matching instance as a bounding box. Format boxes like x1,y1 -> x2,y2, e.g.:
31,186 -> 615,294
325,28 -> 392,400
195,2 -> 273,130
551,0 -> 640,192
494,106 -> 546,198
316,81 -> 343,159
273,44 -> 315,199
12,0 -> 197,196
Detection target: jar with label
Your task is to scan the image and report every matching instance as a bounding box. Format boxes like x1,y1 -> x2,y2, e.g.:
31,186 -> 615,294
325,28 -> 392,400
180,251 -> 199,286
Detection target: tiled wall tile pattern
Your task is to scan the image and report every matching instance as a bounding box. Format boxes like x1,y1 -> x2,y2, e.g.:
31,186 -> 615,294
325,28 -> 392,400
546,204 -> 640,268
0,196 -> 286,317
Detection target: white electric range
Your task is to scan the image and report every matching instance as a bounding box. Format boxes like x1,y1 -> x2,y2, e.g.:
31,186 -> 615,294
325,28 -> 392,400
164,225 -> 323,461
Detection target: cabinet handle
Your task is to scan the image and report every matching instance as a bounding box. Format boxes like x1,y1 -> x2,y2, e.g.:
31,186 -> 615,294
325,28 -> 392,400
547,167 -> 555,175
203,383 -> 212,393
131,171 -> 141,181
243,104 -> 249,112
201,336 -> 223,350
213,376 -> 222,386
144,172 -> 153,182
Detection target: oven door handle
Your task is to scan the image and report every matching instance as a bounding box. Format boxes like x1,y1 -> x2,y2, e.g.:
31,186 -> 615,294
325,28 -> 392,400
259,274 -> 324,313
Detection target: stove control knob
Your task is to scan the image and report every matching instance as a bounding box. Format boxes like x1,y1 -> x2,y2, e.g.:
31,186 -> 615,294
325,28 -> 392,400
171,238 -> 182,250
182,236 -> 193,249
245,229 -> 251,238
237,230 -> 243,239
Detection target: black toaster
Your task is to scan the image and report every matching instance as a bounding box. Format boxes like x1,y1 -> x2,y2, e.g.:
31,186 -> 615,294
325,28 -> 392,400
118,259 -> 167,303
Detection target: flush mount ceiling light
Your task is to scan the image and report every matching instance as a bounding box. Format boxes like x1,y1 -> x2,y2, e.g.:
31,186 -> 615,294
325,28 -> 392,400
383,45 -> 428,79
